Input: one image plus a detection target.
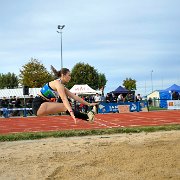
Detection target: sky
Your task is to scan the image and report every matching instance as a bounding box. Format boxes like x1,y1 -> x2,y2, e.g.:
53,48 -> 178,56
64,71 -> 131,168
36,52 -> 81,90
0,0 -> 180,96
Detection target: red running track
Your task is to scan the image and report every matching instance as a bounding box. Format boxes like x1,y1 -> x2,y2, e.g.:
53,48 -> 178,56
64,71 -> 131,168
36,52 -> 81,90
0,110 -> 180,134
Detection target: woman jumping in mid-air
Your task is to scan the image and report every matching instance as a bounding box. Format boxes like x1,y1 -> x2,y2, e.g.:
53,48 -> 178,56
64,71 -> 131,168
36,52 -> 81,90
32,66 -> 97,124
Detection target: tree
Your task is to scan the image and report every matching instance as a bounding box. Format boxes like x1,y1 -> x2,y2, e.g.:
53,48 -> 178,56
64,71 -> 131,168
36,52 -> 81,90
6,72 -> 19,88
67,62 -> 106,90
0,73 -> 18,89
0,74 -> 5,89
19,58 -> 54,88
123,78 -> 136,91
98,73 -> 107,94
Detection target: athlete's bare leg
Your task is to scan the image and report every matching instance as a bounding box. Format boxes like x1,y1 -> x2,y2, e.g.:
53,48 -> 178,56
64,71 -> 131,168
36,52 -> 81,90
37,102 -> 67,116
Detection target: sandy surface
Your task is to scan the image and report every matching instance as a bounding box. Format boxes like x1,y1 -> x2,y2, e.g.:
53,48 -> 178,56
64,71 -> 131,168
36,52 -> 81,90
0,131 -> 180,180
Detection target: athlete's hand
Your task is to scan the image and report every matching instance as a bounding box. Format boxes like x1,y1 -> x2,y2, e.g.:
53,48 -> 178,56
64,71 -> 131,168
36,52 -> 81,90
70,111 -> 77,124
89,103 -> 98,106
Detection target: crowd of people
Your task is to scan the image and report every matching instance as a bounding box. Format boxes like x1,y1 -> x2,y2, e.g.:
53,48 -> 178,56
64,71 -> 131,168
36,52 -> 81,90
71,92 -> 143,113
0,92 -> 143,117
0,95 -> 34,117
1,91 -> 180,119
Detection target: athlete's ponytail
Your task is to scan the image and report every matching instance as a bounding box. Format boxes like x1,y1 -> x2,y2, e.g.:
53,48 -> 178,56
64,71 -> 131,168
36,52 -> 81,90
51,65 -> 70,78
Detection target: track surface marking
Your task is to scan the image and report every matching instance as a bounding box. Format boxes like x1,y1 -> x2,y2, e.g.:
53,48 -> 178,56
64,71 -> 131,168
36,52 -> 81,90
0,111 -> 180,134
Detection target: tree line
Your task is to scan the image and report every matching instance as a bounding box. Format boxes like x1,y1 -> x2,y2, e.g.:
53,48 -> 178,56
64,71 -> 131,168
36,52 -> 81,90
0,58 -> 137,92
0,73 -> 19,89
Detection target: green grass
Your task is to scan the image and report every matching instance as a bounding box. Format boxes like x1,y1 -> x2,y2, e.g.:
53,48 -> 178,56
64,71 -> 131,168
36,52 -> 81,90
0,124 -> 180,142
148,106 -> 167,111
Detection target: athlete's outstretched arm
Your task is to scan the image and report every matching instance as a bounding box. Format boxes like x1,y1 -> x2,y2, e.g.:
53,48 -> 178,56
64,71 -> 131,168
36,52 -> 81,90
64,88 -> 98,107
55,82 -> 76,123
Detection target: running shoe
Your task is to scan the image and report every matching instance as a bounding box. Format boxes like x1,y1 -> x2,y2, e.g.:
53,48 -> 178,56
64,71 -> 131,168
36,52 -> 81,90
87,111 -> 95,122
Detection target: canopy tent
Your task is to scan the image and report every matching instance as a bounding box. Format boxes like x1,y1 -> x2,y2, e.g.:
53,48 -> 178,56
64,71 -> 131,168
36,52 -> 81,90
70,84 -> 101,95
0,85 -> 101,98
0,88 -> 41,99
112,85 -> 129,94
164,84 -> 180,92
147,84 -> 180,108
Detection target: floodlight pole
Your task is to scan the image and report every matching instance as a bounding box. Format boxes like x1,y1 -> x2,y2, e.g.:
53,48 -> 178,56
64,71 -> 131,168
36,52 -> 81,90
57,25 -> 65,69
151,70 -> 153,93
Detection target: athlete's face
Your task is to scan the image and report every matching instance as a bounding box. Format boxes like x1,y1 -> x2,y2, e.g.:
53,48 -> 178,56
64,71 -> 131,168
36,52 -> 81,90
62,71 -> 71,83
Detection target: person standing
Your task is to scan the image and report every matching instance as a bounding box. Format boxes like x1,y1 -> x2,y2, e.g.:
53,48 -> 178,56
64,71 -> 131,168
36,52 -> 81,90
136,94 -> 142,101
117,94 -> 124,103
111,93 -> 117,103
172,91 -> 179,100
94,93 -> 101,114
26,95 -> 34,116
12,97 -> 22,116
0,97 -> 8,117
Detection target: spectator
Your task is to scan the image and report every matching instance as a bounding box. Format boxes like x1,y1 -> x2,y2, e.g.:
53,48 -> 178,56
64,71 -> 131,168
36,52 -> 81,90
79,96 -> 86,112
100,94 -> 106,102
117,94 -> 124,103
11,97 -> 22,116
125,93 -> 131,102
8,96 -> 14,115
105,93 -> 111,103
136,94 -> 142,102
1,97 -> 8,108
89,95 -> 95,103
94,93 -> 101,113
172,91 -> 179,100
84,96 -> 90,113
0,97 -> 8,117
126,93 -> 135,102
8,96 -> 14,108
148,97 -> 153,106
26,95 -> 34,115
111,93 -> 117,103
11,96 -> 16,105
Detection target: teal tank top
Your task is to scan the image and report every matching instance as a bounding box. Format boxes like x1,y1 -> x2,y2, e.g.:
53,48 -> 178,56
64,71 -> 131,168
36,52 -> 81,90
40,79 -> 61,99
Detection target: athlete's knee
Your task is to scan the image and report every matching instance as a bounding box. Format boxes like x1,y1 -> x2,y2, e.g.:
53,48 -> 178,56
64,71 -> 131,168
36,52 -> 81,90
37,109 -> 46,116
37,103 -> 47,116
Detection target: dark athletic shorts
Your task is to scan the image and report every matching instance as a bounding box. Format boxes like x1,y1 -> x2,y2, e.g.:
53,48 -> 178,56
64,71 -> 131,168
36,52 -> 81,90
32,96 -> 48,116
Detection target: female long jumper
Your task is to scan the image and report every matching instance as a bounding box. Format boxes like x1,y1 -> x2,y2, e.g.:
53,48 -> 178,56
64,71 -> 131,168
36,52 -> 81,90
32,67 -> 97,124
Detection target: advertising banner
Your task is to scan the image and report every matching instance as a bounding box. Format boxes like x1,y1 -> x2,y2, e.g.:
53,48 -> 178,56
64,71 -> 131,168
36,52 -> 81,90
167,100 -> 180,110
98,101 -> 148,113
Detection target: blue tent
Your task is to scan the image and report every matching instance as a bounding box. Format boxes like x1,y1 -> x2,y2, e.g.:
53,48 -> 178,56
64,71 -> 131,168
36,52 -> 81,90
159,90 -> 171,108
112,86 -> 129,94
164,84 -> 180,92
159,84 -> 180,108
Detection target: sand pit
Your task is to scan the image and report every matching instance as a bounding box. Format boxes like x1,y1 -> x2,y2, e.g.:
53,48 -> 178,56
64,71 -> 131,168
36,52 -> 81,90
0,130 -> 180,180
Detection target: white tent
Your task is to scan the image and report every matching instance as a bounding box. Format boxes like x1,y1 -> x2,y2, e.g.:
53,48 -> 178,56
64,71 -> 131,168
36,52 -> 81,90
0,88 -> 41,98
70,84 -> 101,95
0,85 -> 101,98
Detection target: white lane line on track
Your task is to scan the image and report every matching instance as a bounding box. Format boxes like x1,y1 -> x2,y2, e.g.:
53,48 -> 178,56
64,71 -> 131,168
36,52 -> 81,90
94,119 -> 110,127
98,118 -> 121,126
95,118 -> 122,127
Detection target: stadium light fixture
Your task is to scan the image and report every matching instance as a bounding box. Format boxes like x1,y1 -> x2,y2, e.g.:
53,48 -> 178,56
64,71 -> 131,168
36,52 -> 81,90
57,25 -> 65,69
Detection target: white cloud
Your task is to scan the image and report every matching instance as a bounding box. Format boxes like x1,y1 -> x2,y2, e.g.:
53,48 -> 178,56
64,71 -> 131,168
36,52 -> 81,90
0,0 -> 180,96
